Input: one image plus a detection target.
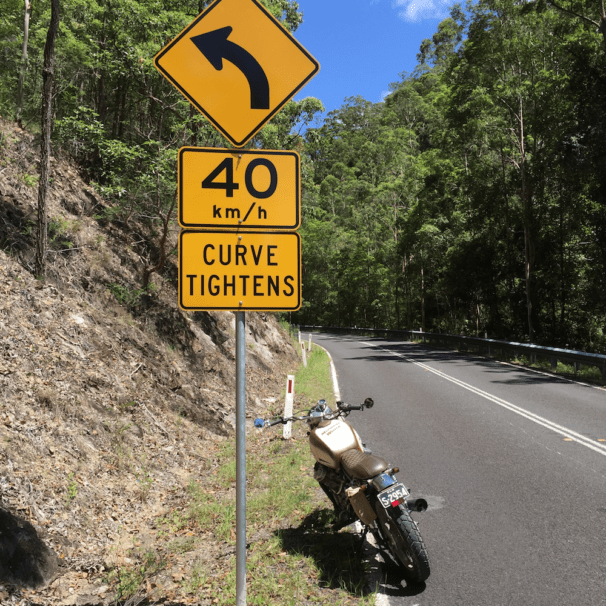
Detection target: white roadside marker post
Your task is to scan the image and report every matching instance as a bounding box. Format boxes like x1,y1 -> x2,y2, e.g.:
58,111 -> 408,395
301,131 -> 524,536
301,341 -> 307,367
284,375 -> 295,439
308,334 -> 312,351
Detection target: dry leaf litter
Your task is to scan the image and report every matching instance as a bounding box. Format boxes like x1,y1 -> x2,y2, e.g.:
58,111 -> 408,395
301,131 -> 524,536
0,119 -> 302,605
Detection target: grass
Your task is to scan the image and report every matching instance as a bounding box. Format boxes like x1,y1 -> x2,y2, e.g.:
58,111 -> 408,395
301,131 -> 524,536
293,340 -> 336,406
107,549 -> 166,600
510,354 -> 605,384
65,472 -> 78,506
169,428 -> 375,605
105,335 -> 376,605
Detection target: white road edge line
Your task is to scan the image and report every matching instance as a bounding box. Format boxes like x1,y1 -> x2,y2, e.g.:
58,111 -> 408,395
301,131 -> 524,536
362,342 -> 606,458
313,341 -> 341,402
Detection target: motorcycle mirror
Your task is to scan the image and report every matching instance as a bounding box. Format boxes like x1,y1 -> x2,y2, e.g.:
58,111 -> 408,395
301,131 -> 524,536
363,398 -> 374,409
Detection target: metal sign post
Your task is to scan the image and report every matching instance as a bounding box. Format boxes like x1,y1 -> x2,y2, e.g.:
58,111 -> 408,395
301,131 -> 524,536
235,311 -> 246,605
154,1 -> 318,602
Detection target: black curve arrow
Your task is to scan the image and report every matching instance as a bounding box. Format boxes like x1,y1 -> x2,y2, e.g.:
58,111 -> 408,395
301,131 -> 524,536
191,26 -> 270,110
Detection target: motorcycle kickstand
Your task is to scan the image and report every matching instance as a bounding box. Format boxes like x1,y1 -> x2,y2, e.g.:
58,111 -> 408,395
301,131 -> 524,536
357,524 -> 370,553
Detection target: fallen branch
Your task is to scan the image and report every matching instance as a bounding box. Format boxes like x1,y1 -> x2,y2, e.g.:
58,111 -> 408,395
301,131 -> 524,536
140,401 -> 169,438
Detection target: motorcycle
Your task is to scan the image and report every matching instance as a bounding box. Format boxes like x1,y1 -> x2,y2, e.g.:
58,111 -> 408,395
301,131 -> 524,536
255,398 -> 431,583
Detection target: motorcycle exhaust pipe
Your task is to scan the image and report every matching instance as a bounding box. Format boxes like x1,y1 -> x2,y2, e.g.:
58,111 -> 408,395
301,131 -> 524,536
405,497 -> 428,512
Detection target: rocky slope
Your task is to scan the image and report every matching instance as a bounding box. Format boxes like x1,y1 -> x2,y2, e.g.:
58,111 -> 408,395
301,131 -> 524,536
0,119 -> 300,604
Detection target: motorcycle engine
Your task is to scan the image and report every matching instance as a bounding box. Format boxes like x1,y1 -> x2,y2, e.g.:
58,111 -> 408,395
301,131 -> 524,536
314,462 -> 355,525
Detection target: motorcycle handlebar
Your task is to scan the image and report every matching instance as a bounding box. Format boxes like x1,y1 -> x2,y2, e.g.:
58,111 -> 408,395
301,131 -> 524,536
339,404 -> 363,411
255,399 -> 373,430
338,398 -> 373,412
255,413 -> 312,428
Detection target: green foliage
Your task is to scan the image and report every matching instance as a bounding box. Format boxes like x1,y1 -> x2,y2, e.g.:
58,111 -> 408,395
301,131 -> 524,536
3,0 -> 604,352
296,0 -> 606,352
18,172 -> 39,187
0,0 -> 318,291
107,282 -> 155,307
65,472 -> 78,505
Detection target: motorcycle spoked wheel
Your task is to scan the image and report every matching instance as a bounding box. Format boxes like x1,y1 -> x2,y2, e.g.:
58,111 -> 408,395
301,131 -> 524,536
374,502 -> 430,583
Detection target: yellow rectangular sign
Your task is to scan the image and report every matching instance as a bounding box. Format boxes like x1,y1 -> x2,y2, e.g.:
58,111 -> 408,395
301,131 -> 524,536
179,230 -> 301,311
179,147 -> 300,230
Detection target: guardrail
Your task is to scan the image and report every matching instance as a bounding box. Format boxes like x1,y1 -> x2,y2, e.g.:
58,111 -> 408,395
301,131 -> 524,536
297,325 -> 606,381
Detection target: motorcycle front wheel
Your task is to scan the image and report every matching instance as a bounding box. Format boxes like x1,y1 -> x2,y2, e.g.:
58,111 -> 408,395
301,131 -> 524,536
374,502 -> 430,583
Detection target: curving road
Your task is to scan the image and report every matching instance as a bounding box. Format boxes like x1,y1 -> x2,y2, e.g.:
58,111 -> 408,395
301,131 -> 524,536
311,333 -> 606,606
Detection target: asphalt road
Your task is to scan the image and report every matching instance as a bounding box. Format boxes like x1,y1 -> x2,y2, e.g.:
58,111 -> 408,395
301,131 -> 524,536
311,333 -> 606,606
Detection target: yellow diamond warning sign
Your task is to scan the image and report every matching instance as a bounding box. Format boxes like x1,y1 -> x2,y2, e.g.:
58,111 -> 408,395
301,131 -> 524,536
179,147 -> 300,230
154,0 -> 320,147
179,230 -> 301,311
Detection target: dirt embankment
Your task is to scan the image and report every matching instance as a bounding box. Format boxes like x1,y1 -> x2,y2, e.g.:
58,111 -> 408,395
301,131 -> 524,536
0,120 -> 300,604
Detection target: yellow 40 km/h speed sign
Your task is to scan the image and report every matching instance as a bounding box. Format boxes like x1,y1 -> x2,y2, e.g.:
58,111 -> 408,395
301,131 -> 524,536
179,148 -> 300,230
154,0 -> 319,147
179,230 -> 301,311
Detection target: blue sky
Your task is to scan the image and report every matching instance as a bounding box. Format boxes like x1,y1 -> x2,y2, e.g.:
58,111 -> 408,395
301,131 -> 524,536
292,0 -> 455,119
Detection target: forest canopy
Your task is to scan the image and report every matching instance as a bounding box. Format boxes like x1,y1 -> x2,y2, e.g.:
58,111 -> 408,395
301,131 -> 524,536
1,0 -> 605,351
296,0 -> 606,352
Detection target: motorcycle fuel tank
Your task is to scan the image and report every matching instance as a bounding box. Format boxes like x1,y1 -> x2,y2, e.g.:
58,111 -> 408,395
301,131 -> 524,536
309,418 -> 363,469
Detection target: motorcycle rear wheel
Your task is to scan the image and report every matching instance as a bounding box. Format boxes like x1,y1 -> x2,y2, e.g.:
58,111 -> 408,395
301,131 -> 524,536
374,503 -> 430,583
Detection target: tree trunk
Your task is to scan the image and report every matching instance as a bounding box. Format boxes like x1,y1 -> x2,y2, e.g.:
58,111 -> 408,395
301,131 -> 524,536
395,276 -> 400,329
35,0 -> 60,278
118,85 -> 127,139
142,184 -> 177,289
517,93 -> 534,343
16,0 -> 31,126
524,225 -> 534,343
421,265 -> 426,332
97,15 -> 107,120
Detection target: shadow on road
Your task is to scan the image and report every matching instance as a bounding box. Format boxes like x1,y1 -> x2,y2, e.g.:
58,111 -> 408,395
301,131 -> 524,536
334,338 -> 572,387
360,518 -> 428,600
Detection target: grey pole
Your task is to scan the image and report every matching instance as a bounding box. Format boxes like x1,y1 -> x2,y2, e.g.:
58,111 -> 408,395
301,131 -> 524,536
235,311 -> 246,605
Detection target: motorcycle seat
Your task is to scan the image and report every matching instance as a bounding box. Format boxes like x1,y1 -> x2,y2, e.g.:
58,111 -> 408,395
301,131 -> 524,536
341,449 -> 388,480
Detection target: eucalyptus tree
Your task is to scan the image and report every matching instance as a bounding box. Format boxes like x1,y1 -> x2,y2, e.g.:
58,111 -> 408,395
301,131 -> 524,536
35,0 -> 60,278
16,0 -> 31,125
445,0 -> 581,342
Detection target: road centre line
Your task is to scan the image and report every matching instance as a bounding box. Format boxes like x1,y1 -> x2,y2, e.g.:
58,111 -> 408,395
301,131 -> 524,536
362,342 -> 606,458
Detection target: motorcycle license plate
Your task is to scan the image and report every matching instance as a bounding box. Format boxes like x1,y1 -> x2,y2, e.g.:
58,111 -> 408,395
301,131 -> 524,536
378,483 -> 409,508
